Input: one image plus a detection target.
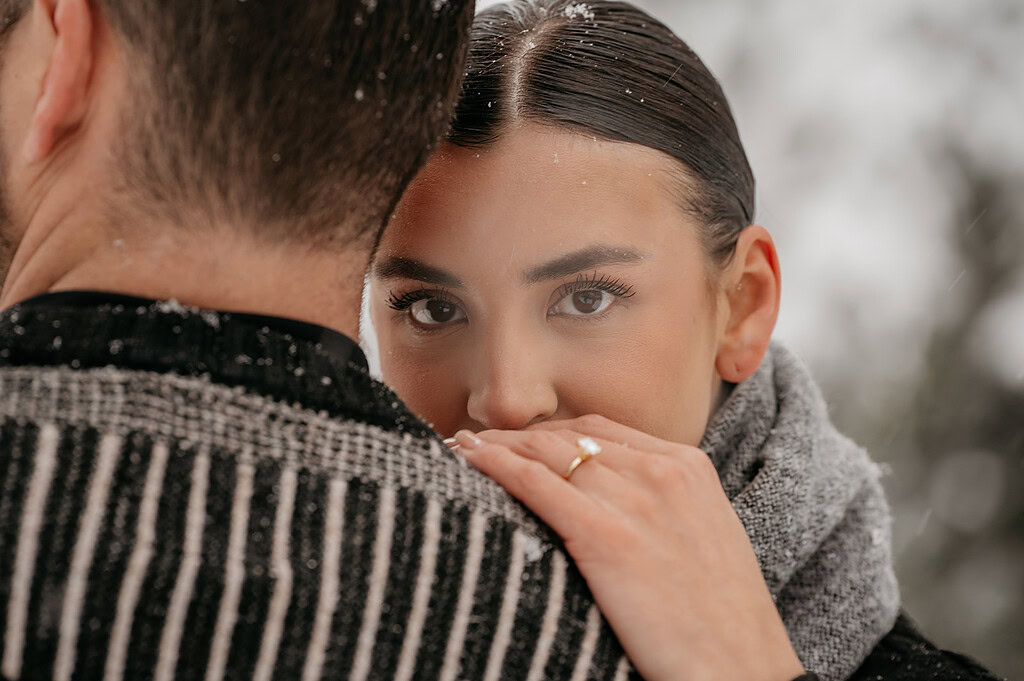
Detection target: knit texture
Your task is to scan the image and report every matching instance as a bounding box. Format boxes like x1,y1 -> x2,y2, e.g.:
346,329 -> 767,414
700,344 -> 901,681
0,296 -> 633,681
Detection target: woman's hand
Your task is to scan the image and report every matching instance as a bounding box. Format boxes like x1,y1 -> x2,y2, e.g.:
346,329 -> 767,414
452,415 -> 805,681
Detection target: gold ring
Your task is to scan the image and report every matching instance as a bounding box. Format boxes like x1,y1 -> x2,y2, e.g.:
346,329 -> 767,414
563,437 -> 602,480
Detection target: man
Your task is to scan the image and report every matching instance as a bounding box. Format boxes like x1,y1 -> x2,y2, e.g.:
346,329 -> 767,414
0,1 -> 626,679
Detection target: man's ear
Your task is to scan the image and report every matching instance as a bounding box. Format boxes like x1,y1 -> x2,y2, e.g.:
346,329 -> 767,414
22,0 -> 94,163
714,225 -> 781,383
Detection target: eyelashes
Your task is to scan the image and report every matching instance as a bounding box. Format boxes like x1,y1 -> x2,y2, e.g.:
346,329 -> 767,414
386,287 -> 454,311
385,273 -> 635,315
557,272 -> 636,299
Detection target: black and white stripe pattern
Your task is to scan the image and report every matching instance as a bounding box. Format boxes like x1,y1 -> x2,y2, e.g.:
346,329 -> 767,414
0,368 -> 633,680
392,496 -> 441,681
154,448 -> 211,681
300,477 -> 346,681
0,366 -> 543,534
105,441 -> 171,681
2,424 -> 58,680
252,465 -> 297,681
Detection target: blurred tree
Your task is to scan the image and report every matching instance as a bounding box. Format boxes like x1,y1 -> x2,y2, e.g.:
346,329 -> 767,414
831,149 -> 1024,677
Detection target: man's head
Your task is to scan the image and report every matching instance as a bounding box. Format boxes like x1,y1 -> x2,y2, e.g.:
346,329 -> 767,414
0,0 -> 473,287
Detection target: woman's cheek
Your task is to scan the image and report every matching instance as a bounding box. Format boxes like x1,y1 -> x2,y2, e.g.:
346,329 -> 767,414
383,343 -> 466,434
557,324 -> 709,445
554,334 -> 662,431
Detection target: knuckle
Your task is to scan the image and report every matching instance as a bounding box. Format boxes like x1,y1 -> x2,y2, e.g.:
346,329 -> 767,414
577,413 -> 610,431
510,458 -> 551,491
685,447 -> 719,478
473,442 -> 510,468
523,430 -> 563,455
655,448 -> 720,491
649,458 -> 696,495
553,428 -> 579,443
643,455 -> 676,482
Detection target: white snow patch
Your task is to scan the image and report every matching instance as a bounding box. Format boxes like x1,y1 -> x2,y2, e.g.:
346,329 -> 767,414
155,299 -> 190,316
522,534 -> 545,563
200,310 -> 221,329
563,3 -> 596,21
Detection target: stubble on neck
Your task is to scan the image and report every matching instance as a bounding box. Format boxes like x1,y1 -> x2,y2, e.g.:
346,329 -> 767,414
0,90 -> 13,289
0,20 -> 21,290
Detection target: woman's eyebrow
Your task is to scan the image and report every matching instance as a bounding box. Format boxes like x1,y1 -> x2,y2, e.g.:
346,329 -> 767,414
522,245 -> 649,284
372,257 -> 464,288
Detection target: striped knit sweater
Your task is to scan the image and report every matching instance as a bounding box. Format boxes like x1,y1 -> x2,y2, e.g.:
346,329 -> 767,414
0,293 -> 631,681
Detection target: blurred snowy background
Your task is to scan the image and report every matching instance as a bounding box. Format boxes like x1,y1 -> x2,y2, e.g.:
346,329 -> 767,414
473,0 -> 1024,673
367,0 -> 1024,674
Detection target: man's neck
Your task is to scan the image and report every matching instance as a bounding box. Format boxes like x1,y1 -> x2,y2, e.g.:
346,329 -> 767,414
0,223 -> 368,339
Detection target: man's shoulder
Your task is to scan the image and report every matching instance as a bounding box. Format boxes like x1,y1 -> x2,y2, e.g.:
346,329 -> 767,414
0,295 -> 545,528
0,360 -> 541,534
0,359 -> 614,681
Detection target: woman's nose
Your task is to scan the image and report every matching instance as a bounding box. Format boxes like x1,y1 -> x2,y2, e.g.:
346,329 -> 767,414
465,353 -> 557,431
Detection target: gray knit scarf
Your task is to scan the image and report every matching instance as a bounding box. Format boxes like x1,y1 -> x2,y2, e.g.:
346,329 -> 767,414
699,343 -> 900,681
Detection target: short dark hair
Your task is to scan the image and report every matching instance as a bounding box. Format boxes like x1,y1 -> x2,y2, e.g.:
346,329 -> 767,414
450,0 -> 754,265
0,0 -> 474,245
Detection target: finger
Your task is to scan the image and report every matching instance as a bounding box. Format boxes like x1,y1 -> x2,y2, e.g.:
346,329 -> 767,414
457,438 -> 599,540
520,423 -> 716,486
494,428 -> 649,478
475,428 -> 624,484
529,415 -> 685,456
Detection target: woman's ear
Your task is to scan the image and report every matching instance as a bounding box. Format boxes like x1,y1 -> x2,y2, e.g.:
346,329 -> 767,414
714,225 -> 781,383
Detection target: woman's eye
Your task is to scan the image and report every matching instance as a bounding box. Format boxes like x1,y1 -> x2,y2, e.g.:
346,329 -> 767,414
550,289 -> 616,317
409,298 -> 466,326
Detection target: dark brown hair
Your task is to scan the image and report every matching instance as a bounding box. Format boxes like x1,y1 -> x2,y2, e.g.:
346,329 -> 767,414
0,0 -> 474,245
450,0 -> 754,264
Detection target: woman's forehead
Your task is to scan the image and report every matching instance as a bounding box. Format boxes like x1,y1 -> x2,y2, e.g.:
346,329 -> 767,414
389,125 -> 686,245
376,133 -> 706,291
426,124 -> 677,186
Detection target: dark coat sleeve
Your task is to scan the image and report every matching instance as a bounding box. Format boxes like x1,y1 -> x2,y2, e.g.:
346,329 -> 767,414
848,612 -> 1005,681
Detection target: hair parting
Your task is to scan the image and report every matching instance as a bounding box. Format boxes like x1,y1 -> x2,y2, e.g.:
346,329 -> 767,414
449,0 -> 755,266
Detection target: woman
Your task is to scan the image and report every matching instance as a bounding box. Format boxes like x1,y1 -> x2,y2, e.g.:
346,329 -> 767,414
367,2 -> 1000,680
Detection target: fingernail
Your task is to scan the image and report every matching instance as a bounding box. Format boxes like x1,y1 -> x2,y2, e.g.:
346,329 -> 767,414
442,437 -> 461,451
454,430 -> 483,451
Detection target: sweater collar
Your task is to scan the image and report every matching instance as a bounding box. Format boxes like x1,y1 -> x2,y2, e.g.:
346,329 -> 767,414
0,290 -> 432,438
10,290 -> 367,369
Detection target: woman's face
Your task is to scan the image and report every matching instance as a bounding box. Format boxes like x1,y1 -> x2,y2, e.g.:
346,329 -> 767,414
370,124 -> 729,444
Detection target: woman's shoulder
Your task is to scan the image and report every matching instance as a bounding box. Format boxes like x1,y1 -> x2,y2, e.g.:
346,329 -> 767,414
849,611 -> 1005,681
